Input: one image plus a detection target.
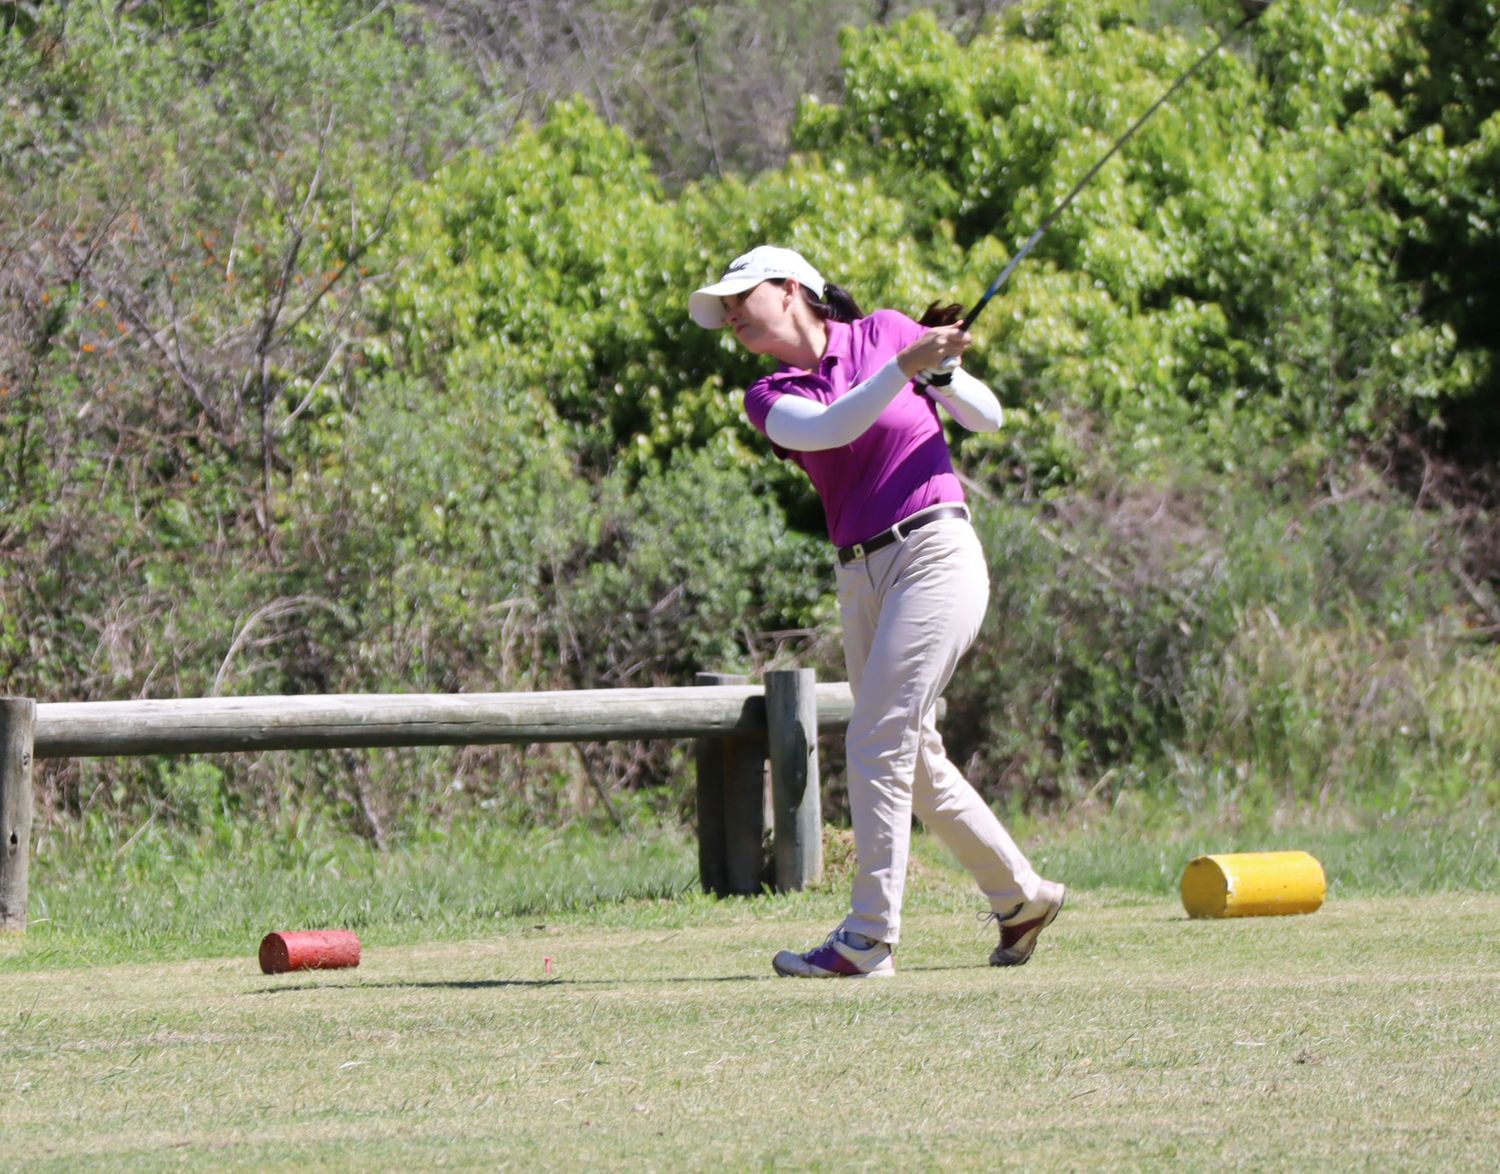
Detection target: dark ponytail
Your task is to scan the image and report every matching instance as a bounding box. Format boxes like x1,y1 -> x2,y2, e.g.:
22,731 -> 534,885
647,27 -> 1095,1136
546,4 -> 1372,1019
917,301 -> 965,327
813,282 -> 866,324
778,278 -> 959,327
774,278 -> 865,324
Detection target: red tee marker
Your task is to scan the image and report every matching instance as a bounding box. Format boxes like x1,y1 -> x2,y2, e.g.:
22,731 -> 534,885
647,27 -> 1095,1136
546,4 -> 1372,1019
259,930 -> 362,974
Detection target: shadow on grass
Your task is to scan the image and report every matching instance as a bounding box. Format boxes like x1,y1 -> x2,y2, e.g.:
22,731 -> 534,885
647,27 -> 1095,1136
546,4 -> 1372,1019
247,960 -> 1017,994
249,974 -> 768,993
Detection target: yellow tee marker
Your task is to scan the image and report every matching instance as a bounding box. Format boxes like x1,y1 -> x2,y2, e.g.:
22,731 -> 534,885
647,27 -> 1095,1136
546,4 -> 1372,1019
1181,851 -> 1326,918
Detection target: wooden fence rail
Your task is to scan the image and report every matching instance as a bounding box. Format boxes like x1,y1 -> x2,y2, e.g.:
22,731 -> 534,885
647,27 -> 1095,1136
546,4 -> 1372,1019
1,673 -> 860,932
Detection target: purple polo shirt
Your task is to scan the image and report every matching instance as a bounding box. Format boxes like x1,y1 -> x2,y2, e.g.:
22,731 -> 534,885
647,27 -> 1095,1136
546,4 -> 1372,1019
741,310 -> 965,548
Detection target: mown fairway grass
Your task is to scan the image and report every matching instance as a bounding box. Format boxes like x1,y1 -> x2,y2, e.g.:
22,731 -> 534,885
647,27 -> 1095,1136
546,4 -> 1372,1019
2,819 -> 1497,1170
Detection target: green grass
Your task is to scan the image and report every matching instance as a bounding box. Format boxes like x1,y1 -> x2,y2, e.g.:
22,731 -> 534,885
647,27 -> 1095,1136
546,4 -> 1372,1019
2,890 -> 1496,1169
1014,805 -> 1500,901
8,804 -> 1499,971
8,819 -> 698,970
3,807 -> 1496,1168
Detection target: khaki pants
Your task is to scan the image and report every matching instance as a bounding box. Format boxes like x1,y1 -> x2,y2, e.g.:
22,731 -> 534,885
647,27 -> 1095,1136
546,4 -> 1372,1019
836,516 -> 1042,945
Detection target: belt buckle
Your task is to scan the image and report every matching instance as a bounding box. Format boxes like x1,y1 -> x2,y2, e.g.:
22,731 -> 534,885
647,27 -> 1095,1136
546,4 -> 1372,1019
849,542 -> 866,562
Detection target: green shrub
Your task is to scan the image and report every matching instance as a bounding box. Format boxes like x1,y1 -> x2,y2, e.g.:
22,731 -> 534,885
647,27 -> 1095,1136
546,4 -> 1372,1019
7,0 -> 1497,839
790,2 -> 1476,471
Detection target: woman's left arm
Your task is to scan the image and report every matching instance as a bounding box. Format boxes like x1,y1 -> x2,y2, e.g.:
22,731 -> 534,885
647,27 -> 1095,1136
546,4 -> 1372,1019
921,365 -> 1004,433
896,322 -> 1002,433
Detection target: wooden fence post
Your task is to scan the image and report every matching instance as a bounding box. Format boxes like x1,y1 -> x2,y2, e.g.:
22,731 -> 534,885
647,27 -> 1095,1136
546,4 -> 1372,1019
693,673 -> 769,896
766,669 -> 823,891
1,697 -> 37,933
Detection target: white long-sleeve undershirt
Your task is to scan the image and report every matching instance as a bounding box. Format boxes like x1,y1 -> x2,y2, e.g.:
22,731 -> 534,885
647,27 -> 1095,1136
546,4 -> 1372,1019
763,359 -> 1004,452
923,367 -> 1005,433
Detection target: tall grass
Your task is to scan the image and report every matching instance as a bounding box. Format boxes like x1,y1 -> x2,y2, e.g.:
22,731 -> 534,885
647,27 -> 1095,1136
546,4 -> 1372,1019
9,816 -> 699,970
1173,617 -> 1500,814
8,802 -> 1498,975
944,462 -> 1500,815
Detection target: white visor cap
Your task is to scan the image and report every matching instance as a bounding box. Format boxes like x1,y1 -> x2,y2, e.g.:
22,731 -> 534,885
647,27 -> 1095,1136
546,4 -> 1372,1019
689,246 -> 827,329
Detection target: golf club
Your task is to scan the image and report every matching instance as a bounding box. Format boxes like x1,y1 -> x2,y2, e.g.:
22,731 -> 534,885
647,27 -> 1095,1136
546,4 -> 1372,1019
930,0 -> 1274,380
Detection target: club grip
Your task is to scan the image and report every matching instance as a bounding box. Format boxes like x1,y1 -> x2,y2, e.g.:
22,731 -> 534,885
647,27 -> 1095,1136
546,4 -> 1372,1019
924,355 -> 959,387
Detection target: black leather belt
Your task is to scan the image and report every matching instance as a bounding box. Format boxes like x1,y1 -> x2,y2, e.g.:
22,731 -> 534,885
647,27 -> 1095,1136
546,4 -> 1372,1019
837,504 -> 970,566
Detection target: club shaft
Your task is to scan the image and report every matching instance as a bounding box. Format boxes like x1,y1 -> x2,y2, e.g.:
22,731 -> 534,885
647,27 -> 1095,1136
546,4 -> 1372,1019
960,14 -> 1255,332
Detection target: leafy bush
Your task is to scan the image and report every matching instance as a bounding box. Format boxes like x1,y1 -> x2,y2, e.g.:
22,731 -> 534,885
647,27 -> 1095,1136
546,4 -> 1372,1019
5,0 -> 1497,839
1381,0 -> 1500,458
791,2 -> 1478,469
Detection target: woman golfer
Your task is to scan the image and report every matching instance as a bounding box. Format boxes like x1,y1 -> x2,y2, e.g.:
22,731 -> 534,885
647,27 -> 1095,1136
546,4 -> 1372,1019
690,245 -> 1065,978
